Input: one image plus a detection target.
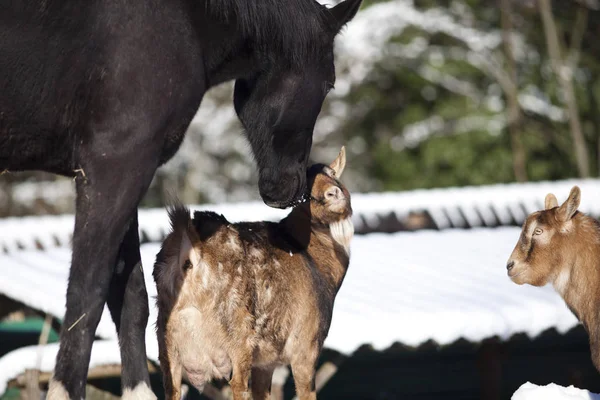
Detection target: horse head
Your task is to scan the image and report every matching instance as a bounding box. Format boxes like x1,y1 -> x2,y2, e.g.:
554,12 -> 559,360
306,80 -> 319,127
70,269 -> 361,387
232,0 -> 362,209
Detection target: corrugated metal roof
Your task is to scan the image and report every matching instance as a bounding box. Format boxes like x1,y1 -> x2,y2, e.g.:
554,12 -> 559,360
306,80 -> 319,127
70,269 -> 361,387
1,179 -> 593,393
0,226 -> 578,393
1,178 -> 599,253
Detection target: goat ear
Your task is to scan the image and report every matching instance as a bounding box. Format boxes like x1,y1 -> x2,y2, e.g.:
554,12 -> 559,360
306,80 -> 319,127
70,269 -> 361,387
327,0 -> 362,35
557,186 -> 581,222
330,146 -> 346,178
180,229 -> 201,269
545,193 -> 558,210
168,204 -> 201,269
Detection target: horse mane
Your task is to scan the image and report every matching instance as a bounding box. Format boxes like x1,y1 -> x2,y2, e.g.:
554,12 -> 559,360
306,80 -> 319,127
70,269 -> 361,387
206,0 -> 328,66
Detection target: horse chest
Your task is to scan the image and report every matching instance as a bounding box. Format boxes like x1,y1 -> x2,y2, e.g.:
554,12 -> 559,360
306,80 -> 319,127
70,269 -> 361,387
159,120 -> 197,166
0,129 -> 76,175
0,62 -> 82,174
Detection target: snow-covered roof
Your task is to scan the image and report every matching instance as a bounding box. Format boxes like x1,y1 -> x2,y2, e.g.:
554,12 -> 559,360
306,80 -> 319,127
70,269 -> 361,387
0,226 -> 579,393
2,178 -> 600,253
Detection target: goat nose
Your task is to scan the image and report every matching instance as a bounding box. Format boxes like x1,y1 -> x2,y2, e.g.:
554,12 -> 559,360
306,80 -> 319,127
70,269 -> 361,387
506,261 -> 515,271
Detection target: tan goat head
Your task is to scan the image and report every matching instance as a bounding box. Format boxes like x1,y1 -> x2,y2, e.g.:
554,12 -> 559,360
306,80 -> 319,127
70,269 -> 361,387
306,146 -> 351,224
506,186 -> 581,288
505,186 -> 600,372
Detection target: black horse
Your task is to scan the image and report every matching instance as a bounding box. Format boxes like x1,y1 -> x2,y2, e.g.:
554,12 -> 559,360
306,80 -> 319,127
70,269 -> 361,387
0,0 -> 362,398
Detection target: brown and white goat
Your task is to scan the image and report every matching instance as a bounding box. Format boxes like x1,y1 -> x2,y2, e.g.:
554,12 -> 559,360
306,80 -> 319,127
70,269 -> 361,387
506,185 -> 600,371
153,147 -> 353,400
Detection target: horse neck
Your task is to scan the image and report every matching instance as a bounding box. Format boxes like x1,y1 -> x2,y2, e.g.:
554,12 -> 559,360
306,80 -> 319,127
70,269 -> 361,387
197,11 -> 261,88
281,207 -> 351,289
281,206 -> 341,251
280,206 -> 314,250
205,43 -> 258,88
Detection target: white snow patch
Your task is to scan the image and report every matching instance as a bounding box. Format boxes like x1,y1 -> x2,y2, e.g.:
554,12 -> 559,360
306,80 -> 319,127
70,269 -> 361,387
0,341 -> 122,395
512,382 -> 600,399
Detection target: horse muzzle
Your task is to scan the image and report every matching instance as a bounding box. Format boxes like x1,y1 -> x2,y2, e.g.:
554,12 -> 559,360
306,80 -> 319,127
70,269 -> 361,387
259,169 -> 306,209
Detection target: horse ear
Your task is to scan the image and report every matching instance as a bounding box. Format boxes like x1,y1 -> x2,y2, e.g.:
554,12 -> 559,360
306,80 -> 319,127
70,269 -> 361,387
544,193 -> 558,210
329,146 -> 346,178
327,0 -> 362,35
557,186 -> 581,222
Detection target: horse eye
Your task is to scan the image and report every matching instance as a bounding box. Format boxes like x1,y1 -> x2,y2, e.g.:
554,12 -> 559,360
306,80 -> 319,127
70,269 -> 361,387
325,82 -> 335,94
534,228 -> 543,235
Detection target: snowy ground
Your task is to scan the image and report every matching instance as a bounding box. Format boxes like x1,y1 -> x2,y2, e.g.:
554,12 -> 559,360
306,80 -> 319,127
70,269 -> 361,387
512,382 -> 600,399
0,226 -> 580,394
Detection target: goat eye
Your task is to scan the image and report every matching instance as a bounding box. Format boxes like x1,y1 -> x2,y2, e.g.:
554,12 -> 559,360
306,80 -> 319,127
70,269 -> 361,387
534,228 -> 543,235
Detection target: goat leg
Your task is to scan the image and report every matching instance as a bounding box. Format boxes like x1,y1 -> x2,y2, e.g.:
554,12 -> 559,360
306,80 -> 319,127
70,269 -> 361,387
230,355 -> 252,400
250,366 -> 275,400
159,346 -> 182,400
291,353 -> 319,400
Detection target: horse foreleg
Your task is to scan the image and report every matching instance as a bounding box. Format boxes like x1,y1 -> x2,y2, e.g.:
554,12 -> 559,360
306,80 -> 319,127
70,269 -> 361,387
48,149 -> 159,400
106,212 -> 156,400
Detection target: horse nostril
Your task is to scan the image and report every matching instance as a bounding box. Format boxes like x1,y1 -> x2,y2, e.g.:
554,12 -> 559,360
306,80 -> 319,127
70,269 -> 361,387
506,261 -> 515,271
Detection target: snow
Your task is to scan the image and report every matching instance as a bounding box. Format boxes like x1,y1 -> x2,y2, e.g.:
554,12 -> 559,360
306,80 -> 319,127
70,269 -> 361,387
335,0 -> 501,83
0,225 -> 582,394
327,228 -> 578,350
2,179 -> 600,253
512,382 -> 600,399
0,214 -> 74,253
11,180 -> 74,209
0,341 -> 122,395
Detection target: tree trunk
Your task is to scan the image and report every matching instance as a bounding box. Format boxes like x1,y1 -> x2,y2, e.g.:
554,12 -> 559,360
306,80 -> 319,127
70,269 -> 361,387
500,0 -> 527,182
539,0 -> 590,177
